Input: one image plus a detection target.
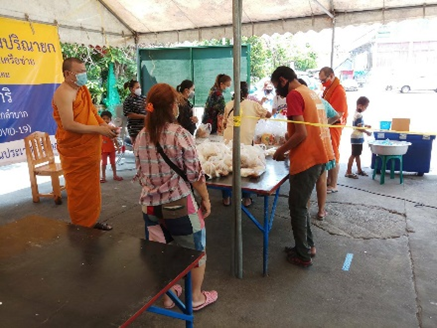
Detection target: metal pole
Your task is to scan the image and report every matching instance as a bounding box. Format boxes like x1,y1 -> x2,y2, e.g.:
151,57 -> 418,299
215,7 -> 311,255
330,18 -> 336,68
232,0 -> 243,279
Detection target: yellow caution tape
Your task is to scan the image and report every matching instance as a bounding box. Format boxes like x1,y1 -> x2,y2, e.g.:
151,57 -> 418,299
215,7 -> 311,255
242,115 -> 437,137
233,116 -> 242,127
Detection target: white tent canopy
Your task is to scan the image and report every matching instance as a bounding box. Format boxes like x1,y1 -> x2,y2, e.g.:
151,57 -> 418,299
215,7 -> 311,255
2,0 -> 437,45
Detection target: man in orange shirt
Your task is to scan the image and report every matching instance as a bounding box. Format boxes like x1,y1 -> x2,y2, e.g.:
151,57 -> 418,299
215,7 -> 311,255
319,67 -> 348,193
271,66 -> 334,268
52,57 -> 117,230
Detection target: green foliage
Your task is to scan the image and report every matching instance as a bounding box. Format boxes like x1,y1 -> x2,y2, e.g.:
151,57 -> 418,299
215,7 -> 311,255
242,36 -> 269,84
197,35 -> 318,82
198,38 -> 232,46
60,43 -> 137,104
60,35 -> 318,104
293,44 -> 318,71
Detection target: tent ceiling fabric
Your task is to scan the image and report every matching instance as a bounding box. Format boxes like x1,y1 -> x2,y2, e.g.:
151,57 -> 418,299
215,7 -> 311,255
2,0 -> 437,45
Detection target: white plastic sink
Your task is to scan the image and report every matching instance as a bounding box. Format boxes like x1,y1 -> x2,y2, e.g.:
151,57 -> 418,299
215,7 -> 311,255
368,140 -> 412,156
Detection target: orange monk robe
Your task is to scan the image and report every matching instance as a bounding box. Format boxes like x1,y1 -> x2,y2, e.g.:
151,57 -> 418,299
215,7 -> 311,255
323,77 -> 348,163
52,86 -> 105,227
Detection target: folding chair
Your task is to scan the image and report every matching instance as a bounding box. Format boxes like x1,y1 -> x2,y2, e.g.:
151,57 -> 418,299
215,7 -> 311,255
24,132 -> 65,205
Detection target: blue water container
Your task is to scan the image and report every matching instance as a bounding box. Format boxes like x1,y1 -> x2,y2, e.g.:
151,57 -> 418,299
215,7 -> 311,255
371,132 -> 435,175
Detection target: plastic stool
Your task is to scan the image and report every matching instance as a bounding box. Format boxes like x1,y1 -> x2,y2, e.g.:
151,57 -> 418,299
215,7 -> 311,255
372,155 -> 404,185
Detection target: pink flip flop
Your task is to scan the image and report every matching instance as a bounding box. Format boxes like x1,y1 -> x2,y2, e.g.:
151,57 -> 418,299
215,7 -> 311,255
113,176 -> 123,181
192,290 -> 218,311
164,284 -> 183,309
100,178 -> 107,183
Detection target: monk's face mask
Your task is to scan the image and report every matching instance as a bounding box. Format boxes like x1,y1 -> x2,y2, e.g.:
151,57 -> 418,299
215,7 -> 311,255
67,71 -> 87,87
74,72 -> 88,87
321,74 -> 334,88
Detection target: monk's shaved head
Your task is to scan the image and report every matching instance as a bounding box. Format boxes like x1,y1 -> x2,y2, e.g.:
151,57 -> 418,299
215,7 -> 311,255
62,57 -> 84,73
319,67 -> 334,76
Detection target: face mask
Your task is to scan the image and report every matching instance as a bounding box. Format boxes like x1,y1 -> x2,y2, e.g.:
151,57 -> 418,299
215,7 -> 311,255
74,72 -> 87,87
188,91 -> 195,99
275,81 -> 289,98
322,77 -> 333,88
134,88 -> 142,96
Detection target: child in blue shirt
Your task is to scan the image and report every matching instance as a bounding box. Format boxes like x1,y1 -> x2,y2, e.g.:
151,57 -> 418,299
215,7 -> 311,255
345,96 -> 371,178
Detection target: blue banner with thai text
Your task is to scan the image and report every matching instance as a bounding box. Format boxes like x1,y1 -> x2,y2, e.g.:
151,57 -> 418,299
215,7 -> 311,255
0,17 -> 63,166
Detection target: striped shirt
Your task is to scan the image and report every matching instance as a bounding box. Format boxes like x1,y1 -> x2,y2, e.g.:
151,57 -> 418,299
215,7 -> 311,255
134,123 -> 205,206
351,111 -> 365,144
123,94 -> 146,138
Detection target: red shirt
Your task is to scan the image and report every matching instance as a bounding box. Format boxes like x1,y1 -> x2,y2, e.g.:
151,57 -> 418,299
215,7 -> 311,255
286,90 -> 305,117
101,135 -> 116,153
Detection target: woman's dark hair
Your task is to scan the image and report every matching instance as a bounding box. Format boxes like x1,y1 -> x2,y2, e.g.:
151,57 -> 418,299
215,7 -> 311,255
231,82 -> 249,102
213,74 -> 231,89
176,79 -> 194,94
297,78 -> 308,87
145,83 -> 178,145
240,81 -> 249,99
124,79 -> 139,90
100,110 -> 112,119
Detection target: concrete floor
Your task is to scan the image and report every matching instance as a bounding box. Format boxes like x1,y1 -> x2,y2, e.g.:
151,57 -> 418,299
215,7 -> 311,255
1,151 -> 437,328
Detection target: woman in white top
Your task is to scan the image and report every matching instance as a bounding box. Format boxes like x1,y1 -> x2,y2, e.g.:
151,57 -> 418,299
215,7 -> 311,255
221,81 -> 272,207
223,81 -> 272,146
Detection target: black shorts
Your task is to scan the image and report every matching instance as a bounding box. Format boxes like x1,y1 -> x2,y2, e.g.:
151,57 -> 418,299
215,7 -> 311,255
351,144 -> 363,156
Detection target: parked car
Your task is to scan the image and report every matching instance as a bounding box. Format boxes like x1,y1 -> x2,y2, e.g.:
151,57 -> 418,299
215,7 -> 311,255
342,79 -> 359,92
395,76 -> 437,93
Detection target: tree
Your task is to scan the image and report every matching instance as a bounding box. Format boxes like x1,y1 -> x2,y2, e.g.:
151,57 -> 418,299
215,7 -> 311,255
60,43 -> 137,105
242,36 -> 269,83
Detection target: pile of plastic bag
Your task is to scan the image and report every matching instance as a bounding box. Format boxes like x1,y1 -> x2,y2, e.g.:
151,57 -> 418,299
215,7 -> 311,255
196,141 -> 266,178
254,114 -> 287,146
195,123 -> 212,138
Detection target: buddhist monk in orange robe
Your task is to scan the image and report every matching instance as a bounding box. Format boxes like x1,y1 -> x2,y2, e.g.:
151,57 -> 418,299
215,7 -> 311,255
52,57 -> 118,229
320,67 -> 348,193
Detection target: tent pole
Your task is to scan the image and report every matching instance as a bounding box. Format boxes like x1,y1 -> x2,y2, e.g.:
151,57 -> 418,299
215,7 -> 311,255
232,0 -> 243,279
330,18 -> 336,68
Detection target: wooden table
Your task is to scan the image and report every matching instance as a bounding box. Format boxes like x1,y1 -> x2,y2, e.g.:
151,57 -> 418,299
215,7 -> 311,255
206,158 -> 289,276
0,216 -> 204,327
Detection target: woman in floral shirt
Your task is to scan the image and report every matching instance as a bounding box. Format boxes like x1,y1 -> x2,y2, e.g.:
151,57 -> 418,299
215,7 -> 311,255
201,74 -> 231,134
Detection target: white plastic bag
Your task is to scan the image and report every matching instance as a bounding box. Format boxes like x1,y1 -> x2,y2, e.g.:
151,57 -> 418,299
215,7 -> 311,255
195,123 -> 212,138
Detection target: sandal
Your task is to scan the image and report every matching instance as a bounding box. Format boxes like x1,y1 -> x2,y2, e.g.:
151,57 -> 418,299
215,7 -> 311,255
243,197 -> 253,208
192,290 -> 218,311
287,253 -> 312,268
113,176 -> 123,181
284,246 -> 316,258
100,178 -> 107,183
94,222 -> 113,231
345,173 -> 359,179
164,284 -> 182,309
326,189 -> 338,194
356,171 -> 368,177
316,211 -> 327,220
222,197 -> 231,207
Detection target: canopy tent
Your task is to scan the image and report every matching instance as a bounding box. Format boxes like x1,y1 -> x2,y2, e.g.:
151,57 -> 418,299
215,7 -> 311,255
3,0 -> 437,278
2,1 -> 437,46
